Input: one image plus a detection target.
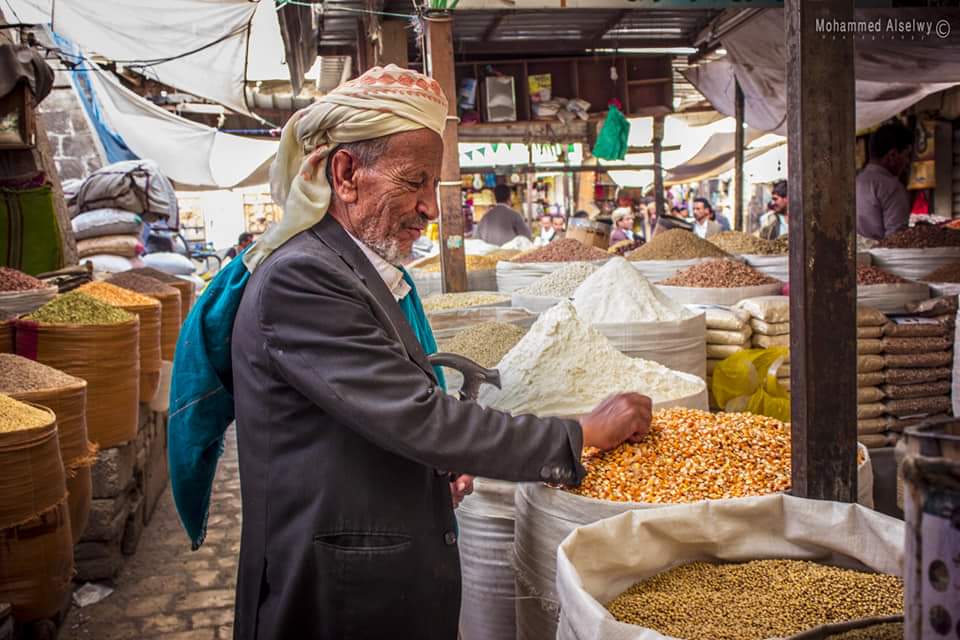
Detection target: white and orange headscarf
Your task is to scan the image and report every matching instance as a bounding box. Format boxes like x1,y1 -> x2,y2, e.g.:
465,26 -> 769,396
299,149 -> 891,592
243,65 -> 449,272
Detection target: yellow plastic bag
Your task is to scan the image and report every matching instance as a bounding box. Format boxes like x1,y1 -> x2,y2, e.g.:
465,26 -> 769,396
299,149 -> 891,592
712,347 -> 790,422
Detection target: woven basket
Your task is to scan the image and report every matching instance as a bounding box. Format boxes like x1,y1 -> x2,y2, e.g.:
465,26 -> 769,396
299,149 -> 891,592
167,278 -> 193,322
153,290 -> 182,361
0,404 -> 65,530
0,501 -> 74,622
9,381 -> 95,542
0,320 -> 11,353
117,301 -> 162,402
15,317 -> 140,448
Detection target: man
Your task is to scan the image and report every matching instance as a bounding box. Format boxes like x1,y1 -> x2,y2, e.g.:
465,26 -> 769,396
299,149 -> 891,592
474,184 -> 531,245
857,121 -> 913,240
538,211 -> 557,244
552,213 -> 566,238
691,197 -> 721,239
759,180 -> 789,240
225,232 -> 254,260
178,66 -> 651,640
609,207 -> 636,246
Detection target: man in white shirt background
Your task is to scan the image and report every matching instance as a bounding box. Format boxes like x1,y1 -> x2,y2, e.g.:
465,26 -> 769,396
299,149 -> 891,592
691,197 -> 722,239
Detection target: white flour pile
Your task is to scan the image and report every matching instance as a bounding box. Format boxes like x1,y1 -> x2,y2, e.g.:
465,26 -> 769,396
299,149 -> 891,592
516,262 -> 599,298
573,257 -> 693,324
477,301 -> 704,416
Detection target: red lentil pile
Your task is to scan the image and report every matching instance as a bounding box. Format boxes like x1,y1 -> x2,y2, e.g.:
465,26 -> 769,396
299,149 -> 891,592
0,267 -> 46,292
511,238 -> 610,263
922,262 -> 960,283
857,266 -> 907,285
660,259 -> 779,288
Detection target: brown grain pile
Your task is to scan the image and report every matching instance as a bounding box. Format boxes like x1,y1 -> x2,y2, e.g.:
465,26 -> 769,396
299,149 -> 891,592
627,229 -> 731,261
511,238 -> 610,263
127,267 -> 185,284
0,393 -> 52,432
416,254 -> 505,273
710,232 -> 787,256
660,259 -> 779,288
857,266 -> 908,285
0,268 -> 46,292
0,354 -> 83,393
878,225 -> 960,248
440,321 -> 526,368
606,559 -> 903,640
922,262 -> 960,283
106,272 -> 179,297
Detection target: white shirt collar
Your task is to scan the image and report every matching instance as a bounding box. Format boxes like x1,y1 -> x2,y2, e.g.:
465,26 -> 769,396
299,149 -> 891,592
346,233 -> 411,302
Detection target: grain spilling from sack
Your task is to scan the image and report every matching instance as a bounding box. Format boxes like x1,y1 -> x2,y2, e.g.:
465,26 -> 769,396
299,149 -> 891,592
439,322 -> 526,369
605,559 -> 902,640
627,229 -> 730,261
0,268 -> 46,292
24,291 -> 133,325
878,224 -> 960,248
516,262 -> 598,298
0,354 -> 81,392
709,231 -> 787,255
857,266 -> 908,285
661,260 -> 779,288
0,393 -> 51,432
510,238 -> 609,263
422,292 -> 509,312
567,409 -> 790,503
922,261 -> 960,283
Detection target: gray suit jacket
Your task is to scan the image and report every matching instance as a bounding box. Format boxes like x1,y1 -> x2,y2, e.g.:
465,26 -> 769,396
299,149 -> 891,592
230,214 -> 584,640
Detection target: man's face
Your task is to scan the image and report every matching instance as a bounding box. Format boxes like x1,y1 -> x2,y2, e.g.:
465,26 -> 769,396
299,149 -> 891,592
771,193 -> 788,215
552,217 -> 565,232
239,237 -> 252,250
693,201 -> 710,223
887,147 -> 912,178
541,215 -> 553,229
618,215 -> 634,230
348,130 -> 442,263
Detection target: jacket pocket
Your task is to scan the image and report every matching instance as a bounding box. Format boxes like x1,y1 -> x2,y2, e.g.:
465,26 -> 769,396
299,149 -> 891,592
313,531 -> 411,553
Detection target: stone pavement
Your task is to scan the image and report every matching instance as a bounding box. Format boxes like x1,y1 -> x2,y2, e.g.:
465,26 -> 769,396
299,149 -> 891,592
62,427 -> 241,640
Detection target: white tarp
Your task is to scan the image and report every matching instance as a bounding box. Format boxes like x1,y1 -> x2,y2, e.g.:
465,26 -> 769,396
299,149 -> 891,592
684,9 -> 960,135
82,58 -> 277,189
0,0 -> 288,114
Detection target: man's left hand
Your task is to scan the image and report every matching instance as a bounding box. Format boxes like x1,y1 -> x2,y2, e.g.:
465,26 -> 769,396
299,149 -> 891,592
450,474 -> 474,508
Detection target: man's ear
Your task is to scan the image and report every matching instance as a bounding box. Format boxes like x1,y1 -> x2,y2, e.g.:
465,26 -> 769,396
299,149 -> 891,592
329,149 -> 359,204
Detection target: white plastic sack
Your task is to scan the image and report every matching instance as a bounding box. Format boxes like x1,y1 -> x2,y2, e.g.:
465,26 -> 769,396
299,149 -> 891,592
82,254 -> 139,273
858,282 -> 930,314
71,159 -> 178,224
556,493 -> 901,640
510,294 -> 565,314
656,283 -> 783,307
869,247 -> 960,281
743,254 -> 789,282
688,304 -> 750,331
409,269 -> 498,297
143,252 -> 196,276
72,209 -> 144,240
0,285 -> 58,317
592,314 -> 707,380
736,295 -> 791,323
497,261 -> 602,294
927,282 -> 960,298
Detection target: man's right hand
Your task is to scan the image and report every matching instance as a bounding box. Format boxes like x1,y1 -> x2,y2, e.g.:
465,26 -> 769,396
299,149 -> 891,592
580,393 -> 652,452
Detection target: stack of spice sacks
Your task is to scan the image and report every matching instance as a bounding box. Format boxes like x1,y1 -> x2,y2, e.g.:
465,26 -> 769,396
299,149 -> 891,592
879,306 -> 955,446
737,296 -> 791,390
71,209 -> 146,274
855,306 -> 889,445
701,305 -> 753,410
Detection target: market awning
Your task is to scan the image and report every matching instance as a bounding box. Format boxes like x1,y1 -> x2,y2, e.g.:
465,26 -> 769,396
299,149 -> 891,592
685,9 -> 960,134
664,129 -> 778,186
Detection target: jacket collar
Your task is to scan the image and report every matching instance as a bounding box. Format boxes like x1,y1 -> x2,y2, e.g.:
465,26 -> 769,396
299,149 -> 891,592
311,215 -> 437,384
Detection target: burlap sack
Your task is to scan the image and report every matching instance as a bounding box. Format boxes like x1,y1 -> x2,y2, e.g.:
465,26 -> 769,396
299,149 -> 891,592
857,339 -> 884,355
0,319 -> 11,353
857,326 -> 883,339
0,406 -> 65,530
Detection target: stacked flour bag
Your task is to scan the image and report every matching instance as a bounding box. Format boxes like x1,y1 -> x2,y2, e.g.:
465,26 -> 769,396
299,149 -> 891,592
737,296 -> 791,391
855,306 -> 890,447
878,301 -> 956,448
69,160 -> 178,274
697,305 -> 753,410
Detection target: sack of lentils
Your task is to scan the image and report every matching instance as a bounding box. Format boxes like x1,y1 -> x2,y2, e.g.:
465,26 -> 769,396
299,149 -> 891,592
498,239 -> 609,293
16,291 -> 140,448
0,394 -> 74,622
657,259 -> 783,306
0,355 -> 94,543
128,267 -> 194,322
0,312 -> 13,354
79,281 -> 163,403
0,267 -> 58,317
106,272 -> 182,360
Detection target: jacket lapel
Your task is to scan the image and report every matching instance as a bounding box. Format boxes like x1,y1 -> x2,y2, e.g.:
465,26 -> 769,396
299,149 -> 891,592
311,216 -> 438,383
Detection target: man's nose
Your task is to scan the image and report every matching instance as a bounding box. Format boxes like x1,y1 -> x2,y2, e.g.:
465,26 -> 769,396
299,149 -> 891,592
421,195 -> 440,222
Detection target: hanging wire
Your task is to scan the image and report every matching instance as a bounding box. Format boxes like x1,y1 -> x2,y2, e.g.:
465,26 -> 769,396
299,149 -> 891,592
275,0 -> 414,19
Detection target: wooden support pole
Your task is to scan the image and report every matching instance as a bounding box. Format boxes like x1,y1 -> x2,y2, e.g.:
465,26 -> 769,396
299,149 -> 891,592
786,0 -> 858,503
734,79 -> 745,232
380,20 -> 409,68
653,115 -> 666,219
425,13 -> 467,293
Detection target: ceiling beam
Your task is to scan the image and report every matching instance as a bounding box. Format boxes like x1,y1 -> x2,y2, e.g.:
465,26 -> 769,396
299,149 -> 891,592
452,37 -> 691,56
590,9 -> 631,41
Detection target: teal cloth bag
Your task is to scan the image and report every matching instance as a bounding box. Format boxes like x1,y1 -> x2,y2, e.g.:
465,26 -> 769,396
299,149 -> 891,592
169,254 -> 446,548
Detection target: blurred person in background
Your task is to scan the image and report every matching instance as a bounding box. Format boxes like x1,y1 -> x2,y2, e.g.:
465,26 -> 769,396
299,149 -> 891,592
856,121 -> 913,240
691,198 -> 721,239
759,180 -> 789,240
225,232 -> 254,260
537,211 -> 558,244
474,184 -> 530,245
610,208 -> 636,246
551,213 -> 567,239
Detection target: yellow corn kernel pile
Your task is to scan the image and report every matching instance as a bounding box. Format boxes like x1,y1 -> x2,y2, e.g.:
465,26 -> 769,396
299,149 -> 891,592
606,559 -> 903,640
568,408 -> 792,503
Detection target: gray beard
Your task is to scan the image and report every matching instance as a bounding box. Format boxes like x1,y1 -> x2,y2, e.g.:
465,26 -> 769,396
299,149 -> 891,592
366,235 -> 408,265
